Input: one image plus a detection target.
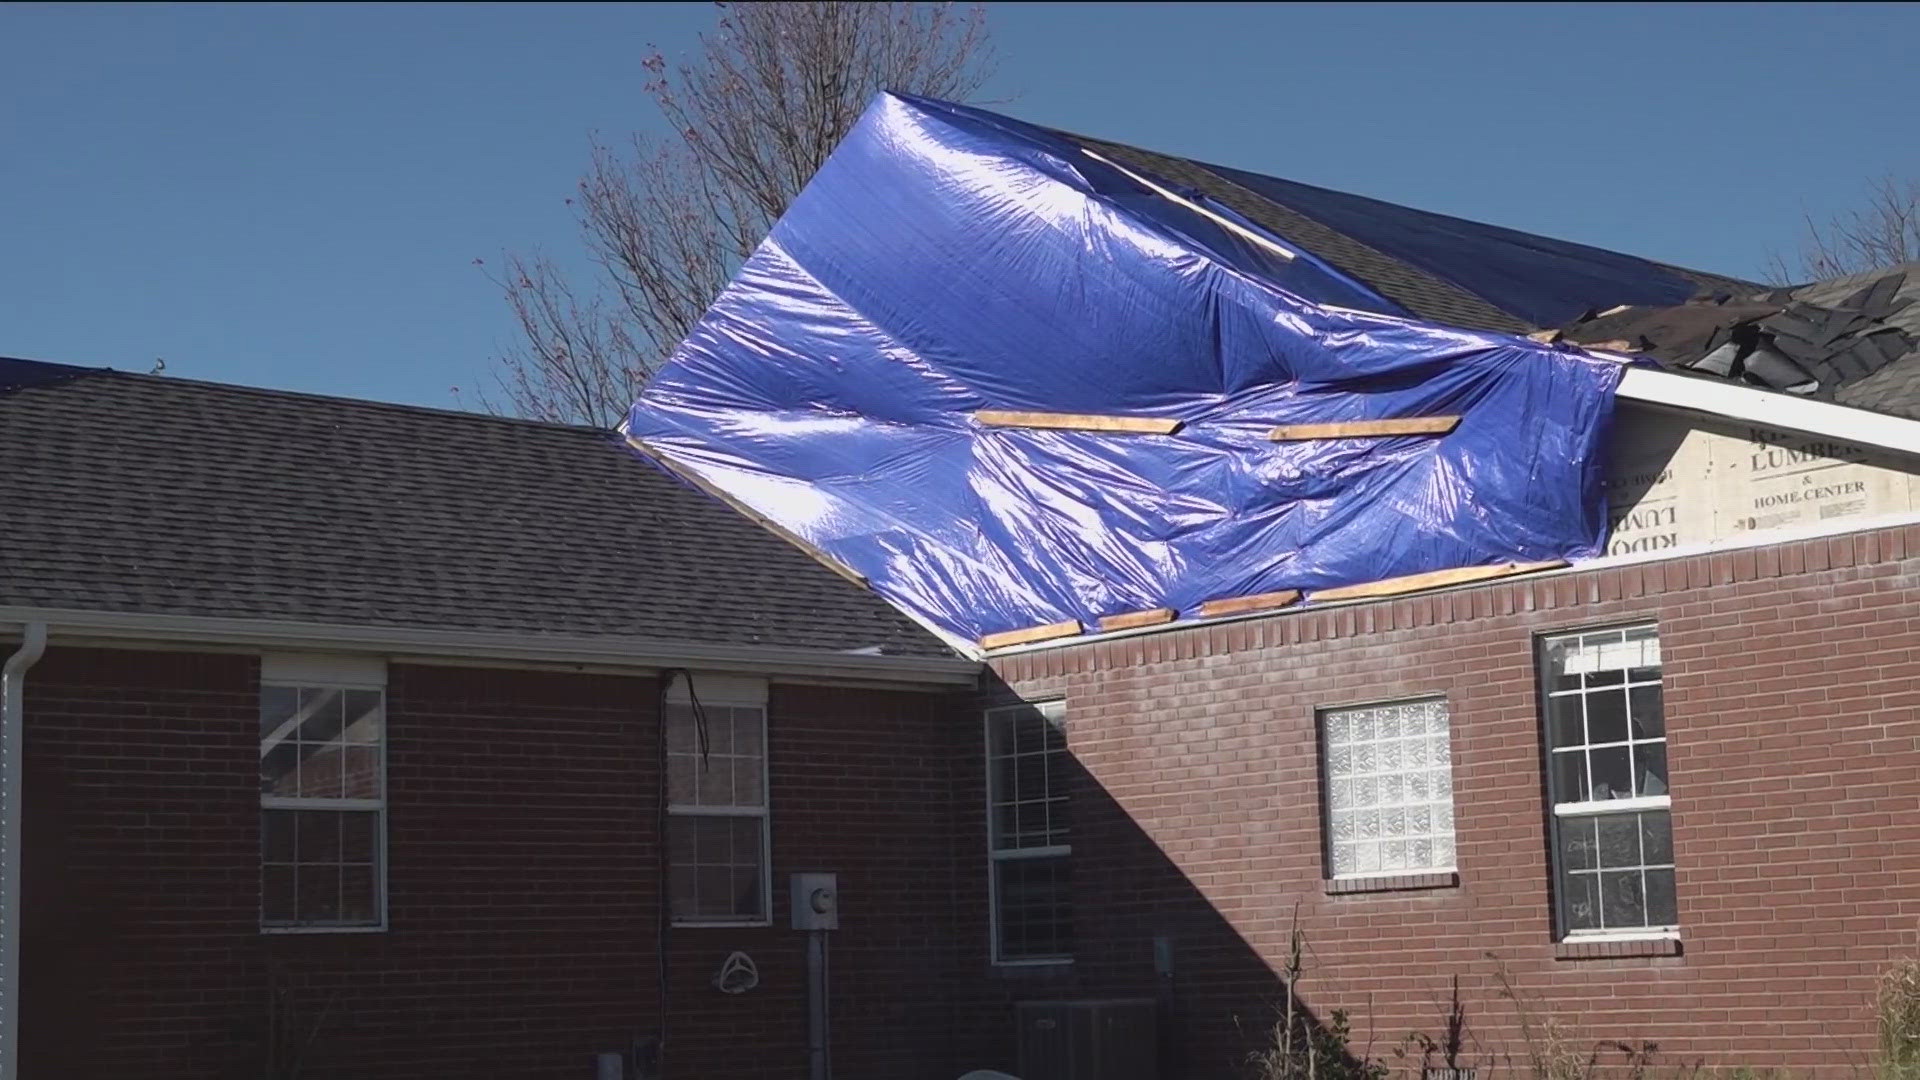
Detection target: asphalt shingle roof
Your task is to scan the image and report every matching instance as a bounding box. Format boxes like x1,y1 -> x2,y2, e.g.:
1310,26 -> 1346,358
0,365 -> 951,657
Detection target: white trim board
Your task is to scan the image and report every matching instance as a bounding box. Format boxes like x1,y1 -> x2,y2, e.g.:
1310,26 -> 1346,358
1616,366 -> 1920,459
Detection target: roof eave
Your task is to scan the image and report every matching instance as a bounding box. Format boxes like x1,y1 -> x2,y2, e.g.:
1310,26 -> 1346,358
1615,364 -> 1920,456
0,606 -> 980,688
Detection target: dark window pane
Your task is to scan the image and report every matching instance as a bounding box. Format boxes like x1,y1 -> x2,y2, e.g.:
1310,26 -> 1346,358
665,704 -> 698,754
1562,871 -> 1599,932
1628,684 -> 1665,738
340,812 -> 378,863
261,743 -> 299,797
1596,814 -> 1641,869
1587,689 -> 1629,744
992,753 -> 1018,804
1641,810 -> 1674,865
1590,745 -> 1633,800
727,817 -> 763,869
1542,639 -> 1582,693
695,867 -> 733,915
667,817 -> 698,865
262,865 -> 296,924
1546,695 -> 1585,749
1044,796 -> 1070,845
296,811 -> 341,863
694,816 -> 737,863
1645,868 -> 1678,926
261,685 -> 299,737
730,869 -> 763,919
1586,666 -> 1624,687
1558,817 -> 1598,871
297,688 -> 345,744
1600,869 -> 1646,929
262,809 -> 296,862
704,707 -> 734,755
294,742 -> 345,799
342,690 -> 383,743
297,864 -> 341,923
1635,743 -> 1669,798
996,855 -> 1072,960
340,865 -> 377,923
668,866 -> 699,920
1015,754 -> 1049,803
1550,751 -> 1589,803
341,745 -> 381,799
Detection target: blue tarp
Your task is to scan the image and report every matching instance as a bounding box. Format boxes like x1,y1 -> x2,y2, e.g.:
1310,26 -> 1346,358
1204,162 -> 1702,329
624,94 -> 1625,654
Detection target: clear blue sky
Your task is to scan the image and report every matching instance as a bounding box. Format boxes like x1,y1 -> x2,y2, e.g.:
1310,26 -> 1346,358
5,2 -> 1917,408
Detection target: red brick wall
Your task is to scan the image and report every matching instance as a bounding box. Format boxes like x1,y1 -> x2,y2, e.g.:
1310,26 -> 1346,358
21,650 -> 971,1079
984,525 -> 1920,1074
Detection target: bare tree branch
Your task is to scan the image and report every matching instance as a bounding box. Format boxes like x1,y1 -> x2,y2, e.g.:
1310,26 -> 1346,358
484,2 -> 994,427
1768,176 -> 1920,285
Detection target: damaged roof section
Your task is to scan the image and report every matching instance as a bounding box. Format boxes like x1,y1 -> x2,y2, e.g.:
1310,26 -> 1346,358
1553,267 -> 1917,402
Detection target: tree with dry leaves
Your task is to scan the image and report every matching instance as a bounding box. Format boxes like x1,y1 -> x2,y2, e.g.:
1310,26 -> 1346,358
483,2 -> 993,426
1769,176 -> 1920,285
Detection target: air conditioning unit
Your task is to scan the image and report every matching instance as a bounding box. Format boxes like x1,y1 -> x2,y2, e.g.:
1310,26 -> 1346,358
1015,999 -> 1158,1080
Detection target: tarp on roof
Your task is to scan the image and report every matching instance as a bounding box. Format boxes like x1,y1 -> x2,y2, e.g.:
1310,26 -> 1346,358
1203,161 -> 1702,329
624,93 -> 1625,655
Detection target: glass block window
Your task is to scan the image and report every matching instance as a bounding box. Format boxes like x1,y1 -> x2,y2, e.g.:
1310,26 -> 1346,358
1321,698 -> 1456,878
986,700 -> 1071,963
260,674 -> 386,930
667,700 -> 770,924
1540,625 -> 1678,937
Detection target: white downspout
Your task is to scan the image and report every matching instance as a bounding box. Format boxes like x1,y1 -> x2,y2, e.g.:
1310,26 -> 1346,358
1,622 -> 47,1080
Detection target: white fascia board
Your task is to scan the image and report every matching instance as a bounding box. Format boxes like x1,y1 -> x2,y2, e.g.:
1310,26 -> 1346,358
1616,366 -> 1920,458
0,606 -> 979,687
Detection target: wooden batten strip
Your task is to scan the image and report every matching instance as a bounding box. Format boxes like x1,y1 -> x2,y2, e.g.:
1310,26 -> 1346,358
975,410 -> 1182,435
1097,607 -> 1176,633
623,436 -> 869,589
1198,589 -> 1301,618
980,619 -> 1085,651
1269,416 -> 1460,441
1311,559 -> 1567,603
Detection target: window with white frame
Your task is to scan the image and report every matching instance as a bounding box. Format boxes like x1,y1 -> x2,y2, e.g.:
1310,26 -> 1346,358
986,699 -> 1071,963
666,676 -> 770,925
1539,625 -> 1677,938
1321,698 -> 1457,879
259,655 -> 386,930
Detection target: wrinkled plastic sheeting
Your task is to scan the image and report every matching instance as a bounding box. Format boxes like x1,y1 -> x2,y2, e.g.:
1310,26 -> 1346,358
1205,161 -> 1702,329
625,94 -> 1624,656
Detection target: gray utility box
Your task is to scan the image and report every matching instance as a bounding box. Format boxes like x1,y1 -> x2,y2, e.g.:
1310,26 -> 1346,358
1015,999 -> 1158,1080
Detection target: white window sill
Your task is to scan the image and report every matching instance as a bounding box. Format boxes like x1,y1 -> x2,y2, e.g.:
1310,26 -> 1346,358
992,957 -> 1074,969
261,924 -> 387,935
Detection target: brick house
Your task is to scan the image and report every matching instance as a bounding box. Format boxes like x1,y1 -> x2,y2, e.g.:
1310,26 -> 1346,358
0,357 -> 981,1079
12,102 -> 1920,1080
618,97 -> 1920,1078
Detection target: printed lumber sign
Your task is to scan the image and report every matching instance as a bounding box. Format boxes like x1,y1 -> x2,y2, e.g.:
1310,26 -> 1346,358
1604,403 -> 1920,556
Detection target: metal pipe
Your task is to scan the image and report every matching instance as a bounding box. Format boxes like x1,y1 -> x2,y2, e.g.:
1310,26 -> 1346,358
1,622 -> 48,1080
806,929 -> 830,1080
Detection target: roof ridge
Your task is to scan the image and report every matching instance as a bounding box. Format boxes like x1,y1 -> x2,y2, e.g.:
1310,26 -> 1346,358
5,358 -> 616,437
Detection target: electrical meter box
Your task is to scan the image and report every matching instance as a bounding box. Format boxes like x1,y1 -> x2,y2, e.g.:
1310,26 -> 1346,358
790,872 -> 838,931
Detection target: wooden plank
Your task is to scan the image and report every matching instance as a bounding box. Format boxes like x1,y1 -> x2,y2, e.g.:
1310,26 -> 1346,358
1198,589 -> 1301,618
975,410 -> 1182,435
980,619 -> 1084,650
622,436 -> 869,589
1310,559 -> 1566,603
1269,416 -> 1460,441
1097,607 -> 1175,633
